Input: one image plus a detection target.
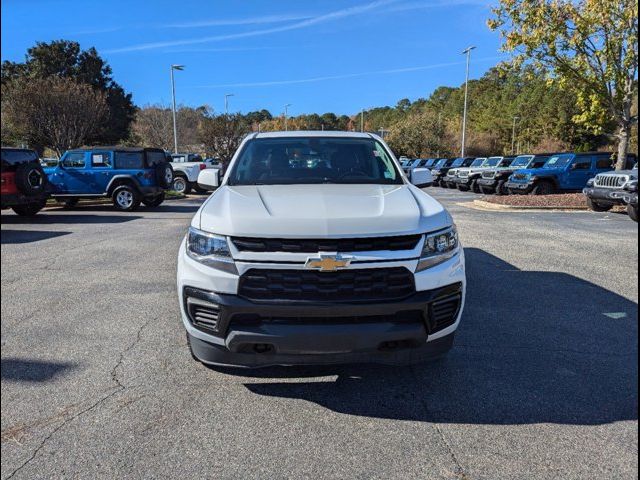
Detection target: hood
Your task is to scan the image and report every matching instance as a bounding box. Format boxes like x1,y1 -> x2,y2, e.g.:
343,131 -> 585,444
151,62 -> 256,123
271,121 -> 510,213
196,184 -> 451,238
597,169 -> 638,178
514,167 -> 564,176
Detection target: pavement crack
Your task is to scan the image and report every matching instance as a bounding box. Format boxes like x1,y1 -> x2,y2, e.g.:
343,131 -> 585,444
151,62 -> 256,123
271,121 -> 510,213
410,367 -> 469,480
5,318 -> 154,479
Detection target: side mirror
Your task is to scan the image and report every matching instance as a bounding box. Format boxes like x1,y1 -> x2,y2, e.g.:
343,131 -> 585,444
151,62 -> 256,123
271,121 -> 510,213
410,167 -> 433,188
197,168 -> 221,191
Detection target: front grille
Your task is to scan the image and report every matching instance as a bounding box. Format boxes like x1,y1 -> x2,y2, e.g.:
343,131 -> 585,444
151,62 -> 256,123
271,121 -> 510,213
231,235 -> 421,253
238,267 -> 416,302
594,174 -> 627,189
186,297 -> 220,332
231,310 -> 424,326
482,171 -> 496,179
429,293 -> 462,332
458,170 -> 470,178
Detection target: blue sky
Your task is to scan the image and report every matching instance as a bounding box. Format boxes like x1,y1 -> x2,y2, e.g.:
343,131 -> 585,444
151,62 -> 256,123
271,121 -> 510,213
1,0 -> 507,116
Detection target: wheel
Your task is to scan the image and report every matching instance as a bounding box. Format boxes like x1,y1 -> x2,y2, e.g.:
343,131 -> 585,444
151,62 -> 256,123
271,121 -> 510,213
15,163 -> 47,195
112,185 -> 141,211
11,201 -> 46,216
478,185 -> 490,195
172,176 -> 191,194
531,181 -> 555,195
471,179 -> 481,194
586,198 -> 613,212
627,204 -> 638,222
62,198 -> 79,208
155,163 -> 174,189
142,192 -> 165,207
448,183 -> 457,189
457,184 -> 469,191
495,180 -> 507,196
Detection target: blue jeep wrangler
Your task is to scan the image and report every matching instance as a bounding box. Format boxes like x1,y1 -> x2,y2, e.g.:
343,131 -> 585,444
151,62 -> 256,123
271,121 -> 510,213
45,147 -> 174,211
505,152 -> 619,195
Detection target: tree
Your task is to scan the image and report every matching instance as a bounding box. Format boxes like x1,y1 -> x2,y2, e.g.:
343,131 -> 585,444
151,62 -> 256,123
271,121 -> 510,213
199,114 -> 250,166
489,0 -> 638,169
3,76 -> 108,156
131,104 -> 211,151
386,111 -> 444,157
1,40 -> 135,144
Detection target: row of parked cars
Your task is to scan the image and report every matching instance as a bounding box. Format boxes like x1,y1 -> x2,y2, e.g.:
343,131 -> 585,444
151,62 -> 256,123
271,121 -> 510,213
0,146 -> 222,216
401,152 -> 638,222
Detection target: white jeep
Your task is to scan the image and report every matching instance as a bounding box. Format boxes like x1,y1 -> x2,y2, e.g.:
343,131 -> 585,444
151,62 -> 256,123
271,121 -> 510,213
177,131 -> 465,367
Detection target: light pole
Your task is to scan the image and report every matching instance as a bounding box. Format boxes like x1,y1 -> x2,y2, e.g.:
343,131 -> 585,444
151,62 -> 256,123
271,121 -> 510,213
460,46 -> 476,157
511,116 -> 520,155
284,104 -> 292,131
378,127 -> 388,139
170,64 -> 184,154
360,109 -> 365,132
224,93 -> 234,115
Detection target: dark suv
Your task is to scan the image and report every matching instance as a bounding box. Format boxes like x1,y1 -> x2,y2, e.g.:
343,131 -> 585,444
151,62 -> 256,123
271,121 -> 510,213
1,148 -> 49,216
44,147 -> 174,211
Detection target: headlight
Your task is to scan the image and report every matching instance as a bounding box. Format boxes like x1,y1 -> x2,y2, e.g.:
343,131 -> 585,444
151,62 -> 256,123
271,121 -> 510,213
618,176 -> 628,187
186,227 -> 237,274
416,226 -> 460,272
586,178 -> 595,187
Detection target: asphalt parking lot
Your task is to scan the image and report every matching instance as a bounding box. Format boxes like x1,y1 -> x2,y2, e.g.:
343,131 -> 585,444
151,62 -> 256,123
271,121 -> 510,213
1,189 -> 637,480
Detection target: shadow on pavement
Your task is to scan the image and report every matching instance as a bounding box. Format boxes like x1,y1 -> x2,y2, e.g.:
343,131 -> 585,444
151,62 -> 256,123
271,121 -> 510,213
239,248 -> 638,426
1,358 -> 76,383
1,230 -> 71,244
1,213 -> 142,224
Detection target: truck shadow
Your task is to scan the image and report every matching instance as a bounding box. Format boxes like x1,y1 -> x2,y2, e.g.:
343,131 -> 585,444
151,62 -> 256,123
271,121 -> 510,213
1,358 -> 76,383
240,248 -> 638,426
1,230 -> 71,244
1,213 -> 142,224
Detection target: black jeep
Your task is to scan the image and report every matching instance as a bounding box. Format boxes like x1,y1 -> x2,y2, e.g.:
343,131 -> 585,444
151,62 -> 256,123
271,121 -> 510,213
1,148 -> 49,216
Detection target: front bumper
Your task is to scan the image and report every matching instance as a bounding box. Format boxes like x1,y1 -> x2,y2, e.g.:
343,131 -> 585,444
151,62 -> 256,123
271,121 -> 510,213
177,242 -> 466,367
582,187 -> 626,205
505,181 -> 533,194
623,192 -> 638,207
477,178 -> 498,189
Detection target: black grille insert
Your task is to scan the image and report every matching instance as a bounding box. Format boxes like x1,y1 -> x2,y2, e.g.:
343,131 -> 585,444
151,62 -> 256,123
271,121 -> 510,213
231,235 -> 421,253
238,267 -> 416,303
232,310 -> 425,326
187,297 -> 220,333
429,294 -> 462,332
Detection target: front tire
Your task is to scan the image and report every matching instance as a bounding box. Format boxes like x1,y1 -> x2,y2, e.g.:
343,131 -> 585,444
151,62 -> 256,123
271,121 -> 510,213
495,180 -> 507,196
112,185 -> 141,212
142,192 -> 165,208
627,204 -> 638,222
172,176 -> 191,195
586,198 -> 613,212
11,201 -> 46,216
531,181 -> 555,195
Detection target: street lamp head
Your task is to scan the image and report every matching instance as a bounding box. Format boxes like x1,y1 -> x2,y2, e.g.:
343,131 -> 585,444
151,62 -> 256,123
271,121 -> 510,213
171,64 -> 185,70
462,46 -> 476,54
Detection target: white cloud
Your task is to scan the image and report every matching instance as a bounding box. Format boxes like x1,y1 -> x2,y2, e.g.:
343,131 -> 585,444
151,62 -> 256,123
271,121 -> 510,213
166,13 -> 314,28
105,0 -> 399,53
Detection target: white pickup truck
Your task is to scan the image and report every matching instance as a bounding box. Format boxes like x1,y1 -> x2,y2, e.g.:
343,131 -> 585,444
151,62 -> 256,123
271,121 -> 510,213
170,153 -> 221,194
177,131 -> 465,368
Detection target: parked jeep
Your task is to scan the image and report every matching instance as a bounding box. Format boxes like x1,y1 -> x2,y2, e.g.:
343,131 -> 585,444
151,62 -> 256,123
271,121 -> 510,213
505,152 -> 635,196
477,154 -> 550,195
1,148 -> 49,216
622,179 -> 638,222
442,157 -> 483,189
430,158 -> 457,187
44,147 -> 174,211
582,163 -> 638,212
454,156 -> 515,193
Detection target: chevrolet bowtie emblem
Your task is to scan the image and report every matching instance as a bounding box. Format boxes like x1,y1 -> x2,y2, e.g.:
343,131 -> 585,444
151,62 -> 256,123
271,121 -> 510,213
305,253 -> 352,272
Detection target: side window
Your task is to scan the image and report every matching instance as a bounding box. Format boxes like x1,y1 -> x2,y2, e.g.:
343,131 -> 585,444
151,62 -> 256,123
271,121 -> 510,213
572,156 -> 592,170
114,152 -> 143,170
62,152 -> 86,168
595,155 -> 614,169
91,152 -> 112,168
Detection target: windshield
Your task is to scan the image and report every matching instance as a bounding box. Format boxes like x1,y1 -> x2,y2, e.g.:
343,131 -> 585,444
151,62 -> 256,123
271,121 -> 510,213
511,155 -> 534,168
228,137 -> 403,186
470,158 -> 486,167
543,154 -> 574,169
451,157 -> 466,167
484,157 -> 503,167
434,159 -> 447,169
